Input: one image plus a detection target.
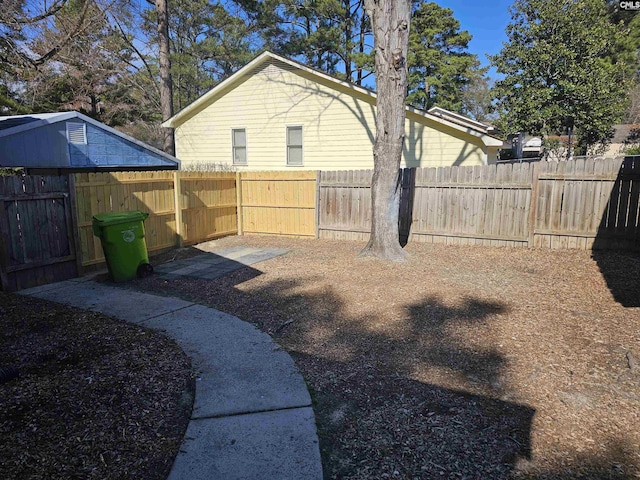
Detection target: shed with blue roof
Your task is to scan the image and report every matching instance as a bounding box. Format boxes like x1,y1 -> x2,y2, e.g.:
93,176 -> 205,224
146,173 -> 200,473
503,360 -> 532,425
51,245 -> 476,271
0,112 -> 179,173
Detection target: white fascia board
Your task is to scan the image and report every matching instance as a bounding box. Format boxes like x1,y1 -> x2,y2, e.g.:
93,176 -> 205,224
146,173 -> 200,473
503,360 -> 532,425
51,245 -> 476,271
163,50 -> 502,149
409,107 -> 503,147
163,51 -> 376,128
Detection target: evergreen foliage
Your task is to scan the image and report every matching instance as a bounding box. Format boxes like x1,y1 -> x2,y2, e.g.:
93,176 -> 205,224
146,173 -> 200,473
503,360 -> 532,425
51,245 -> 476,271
491,0 -> 634,153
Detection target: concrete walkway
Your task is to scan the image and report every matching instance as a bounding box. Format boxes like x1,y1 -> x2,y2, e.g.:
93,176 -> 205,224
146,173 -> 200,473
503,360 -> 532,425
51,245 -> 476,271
20,276 -> 323,479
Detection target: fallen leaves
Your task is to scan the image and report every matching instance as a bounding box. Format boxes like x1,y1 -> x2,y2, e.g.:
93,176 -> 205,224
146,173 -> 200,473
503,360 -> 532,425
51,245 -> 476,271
140,236 -> 640,479
0,294 -> 194,480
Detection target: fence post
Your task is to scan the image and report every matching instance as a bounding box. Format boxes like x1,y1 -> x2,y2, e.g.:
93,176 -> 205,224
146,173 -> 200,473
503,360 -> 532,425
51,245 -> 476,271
67,173 -> 84,275
528,162 -> 540,247
0,179 -> 9,290
315,170 -> 321,238
236,172 -> 243,236
173,170 -> 183,247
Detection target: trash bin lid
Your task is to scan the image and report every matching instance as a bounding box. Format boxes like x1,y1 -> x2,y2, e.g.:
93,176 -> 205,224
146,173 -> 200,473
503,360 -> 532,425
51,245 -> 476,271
92,210 -> 149,227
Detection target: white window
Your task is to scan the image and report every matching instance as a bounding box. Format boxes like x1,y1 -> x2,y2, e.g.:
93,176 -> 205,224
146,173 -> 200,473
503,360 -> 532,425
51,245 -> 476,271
232,128 -> 247,165
286,126 -> 303,166
66,122 -> 87,144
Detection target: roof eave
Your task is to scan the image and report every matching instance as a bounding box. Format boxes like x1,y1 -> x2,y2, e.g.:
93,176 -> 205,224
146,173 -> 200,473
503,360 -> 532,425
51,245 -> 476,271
0,112 -> 77,138
163,50 -> 377,128
163,50 -> 502,148
408,107 -> 503,147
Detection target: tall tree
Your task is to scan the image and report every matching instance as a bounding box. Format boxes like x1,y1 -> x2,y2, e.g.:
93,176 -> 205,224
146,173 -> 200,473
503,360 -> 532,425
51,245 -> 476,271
1,0 -> 156,127
164,0 -> 254,110
607,1 -> 640,124
407,1 -> 481,112
286,0 -> 373,84
460,68 -> 495,122
360,0 -> 410,261
24,0 -> 136,122
0,0 -> 90,74
238,0 -> 374,84
491,0 -> 631,154
156,0 -> 175,155
0,0 -> 101,112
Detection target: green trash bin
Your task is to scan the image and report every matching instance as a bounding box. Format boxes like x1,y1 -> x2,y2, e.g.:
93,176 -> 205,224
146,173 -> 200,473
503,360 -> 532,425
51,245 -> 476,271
92,211 -> 153,282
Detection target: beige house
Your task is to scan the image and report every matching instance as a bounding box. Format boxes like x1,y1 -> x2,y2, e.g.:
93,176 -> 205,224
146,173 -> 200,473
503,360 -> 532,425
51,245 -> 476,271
164,51 -> 503,170
603,124 -> 636,156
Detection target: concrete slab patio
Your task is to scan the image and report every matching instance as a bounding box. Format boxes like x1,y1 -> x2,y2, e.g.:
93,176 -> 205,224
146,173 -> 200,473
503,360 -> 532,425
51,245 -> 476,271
19,248 -> 322,480
153,246 -> 289,281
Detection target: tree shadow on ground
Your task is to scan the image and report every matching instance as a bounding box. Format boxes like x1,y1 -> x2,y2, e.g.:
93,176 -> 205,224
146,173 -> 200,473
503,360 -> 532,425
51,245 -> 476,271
293,351 -> 534,479
591,250 -> 640,307
262,282 -> 532,478
146,246 -> 264,285
130,265 -> 639,479
591,157 -> 640,307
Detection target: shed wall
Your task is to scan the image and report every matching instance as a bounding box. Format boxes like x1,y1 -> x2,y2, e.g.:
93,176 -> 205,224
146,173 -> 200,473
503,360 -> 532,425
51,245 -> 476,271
69,123 -> 176,168
0,120 -> 177,169
0,122 -> 69,167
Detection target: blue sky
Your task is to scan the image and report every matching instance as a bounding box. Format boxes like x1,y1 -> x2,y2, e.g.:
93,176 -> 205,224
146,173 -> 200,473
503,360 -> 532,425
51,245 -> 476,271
437,0 -> 514,80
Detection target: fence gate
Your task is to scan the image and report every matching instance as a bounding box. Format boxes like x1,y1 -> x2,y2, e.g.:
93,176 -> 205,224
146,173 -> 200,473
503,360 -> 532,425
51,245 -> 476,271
0,175 -> 79,291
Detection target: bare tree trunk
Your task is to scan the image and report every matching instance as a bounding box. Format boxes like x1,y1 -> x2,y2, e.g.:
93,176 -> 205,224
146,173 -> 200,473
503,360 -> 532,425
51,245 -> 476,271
156,0 -> 175,155
343,0 -> 352,82
361,0 -> 410,262
357,2 -> 366,85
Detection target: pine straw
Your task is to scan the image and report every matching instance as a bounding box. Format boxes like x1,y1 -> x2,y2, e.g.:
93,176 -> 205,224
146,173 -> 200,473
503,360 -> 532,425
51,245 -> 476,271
141,236 -> 640,480
0,293 -> 193,480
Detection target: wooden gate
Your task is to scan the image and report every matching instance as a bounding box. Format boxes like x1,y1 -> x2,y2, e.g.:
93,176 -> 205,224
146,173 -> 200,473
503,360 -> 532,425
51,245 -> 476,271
0,175 -> 79,291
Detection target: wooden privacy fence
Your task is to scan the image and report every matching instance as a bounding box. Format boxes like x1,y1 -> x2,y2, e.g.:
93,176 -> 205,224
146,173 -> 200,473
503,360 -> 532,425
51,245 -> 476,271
177,172 -> 238,245
75,171 -> 238,267
3,158 -> 638,291
534,157 -> 640,250
238,171 -> 317,237
75,171 -> 178,267
409,163 -> 533,246
319,164 -> 534,246
318,169 -> 372,241
319,157 -> 640,249
72,170 -> 315,268
0,175 -> 79,291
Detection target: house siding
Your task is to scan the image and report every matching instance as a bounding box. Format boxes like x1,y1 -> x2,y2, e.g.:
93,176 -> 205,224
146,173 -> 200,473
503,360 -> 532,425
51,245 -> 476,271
175,59 -> 487,170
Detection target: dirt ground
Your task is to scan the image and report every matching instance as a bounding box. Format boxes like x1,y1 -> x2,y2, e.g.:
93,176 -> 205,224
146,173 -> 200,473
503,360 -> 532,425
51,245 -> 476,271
139,235 -> 640,480
0,293 -> 193,480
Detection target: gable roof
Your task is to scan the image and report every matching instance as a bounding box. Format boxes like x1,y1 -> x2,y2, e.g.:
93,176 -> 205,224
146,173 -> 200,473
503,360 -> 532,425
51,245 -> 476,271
163,51 -> 503,148
0,111 -> 179,165
611,124 -> 633,144
427,107 -> 496,135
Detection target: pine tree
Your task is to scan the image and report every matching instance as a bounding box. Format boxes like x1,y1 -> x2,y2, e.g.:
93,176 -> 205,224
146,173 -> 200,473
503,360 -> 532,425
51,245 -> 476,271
407,1 -> 483,112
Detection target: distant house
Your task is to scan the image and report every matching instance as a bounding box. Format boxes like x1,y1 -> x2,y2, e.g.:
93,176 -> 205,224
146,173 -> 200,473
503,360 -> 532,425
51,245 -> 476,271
163,51 -> 502,171
603,124 -> 638,156
0,111 -> 179,173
